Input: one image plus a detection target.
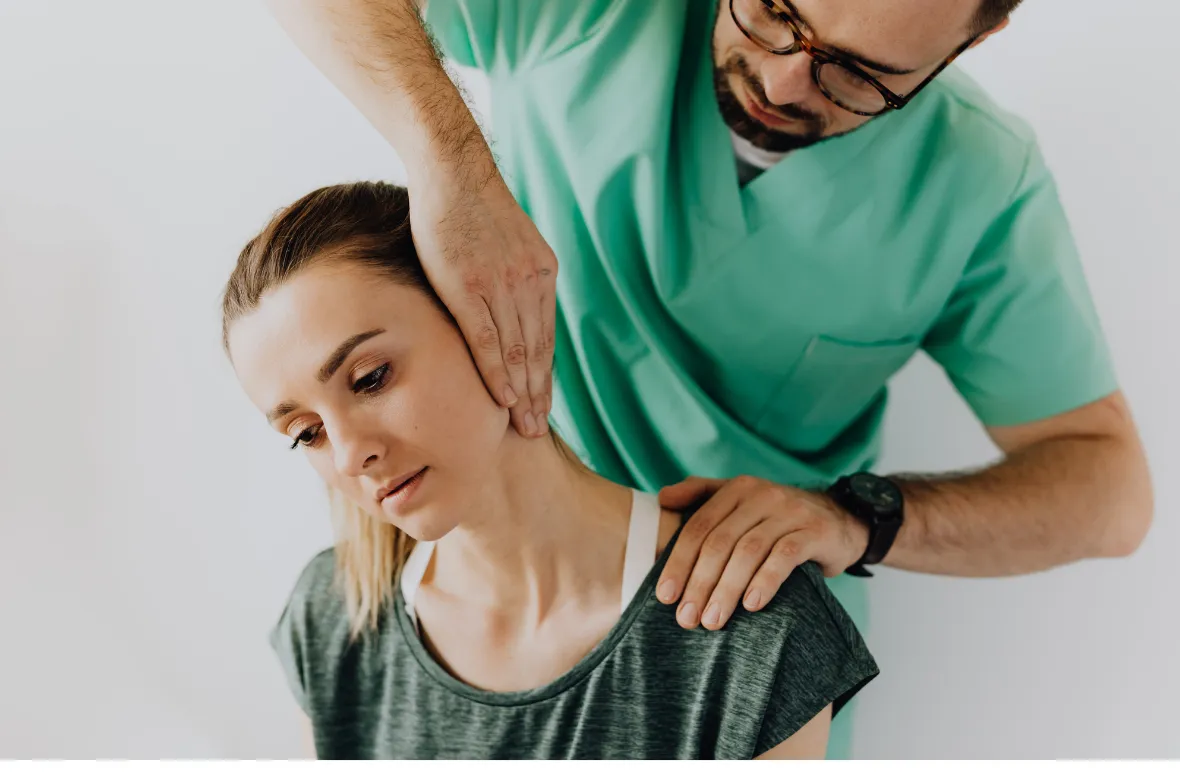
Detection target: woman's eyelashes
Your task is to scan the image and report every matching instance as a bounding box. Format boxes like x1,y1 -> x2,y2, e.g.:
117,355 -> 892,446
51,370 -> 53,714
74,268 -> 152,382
287,363 -> 394,450
353,363 -> 391,394
290,425 -> 321,450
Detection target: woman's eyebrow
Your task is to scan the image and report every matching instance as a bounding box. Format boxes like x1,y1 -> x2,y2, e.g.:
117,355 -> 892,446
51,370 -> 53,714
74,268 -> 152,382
265,328 -> 386,424
316,328 -> 385,383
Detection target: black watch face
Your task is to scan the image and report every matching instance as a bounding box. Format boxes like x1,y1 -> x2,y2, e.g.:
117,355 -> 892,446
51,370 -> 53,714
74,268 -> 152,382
849,473 -> 902,515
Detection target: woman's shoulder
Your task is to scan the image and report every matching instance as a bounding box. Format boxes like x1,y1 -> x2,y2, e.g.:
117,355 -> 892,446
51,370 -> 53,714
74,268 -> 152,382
632,522 -> 879,754
732,562 -> 878,753
269,547 -> 381,718
751,561 -> 871,658
655,508 -> 864,658
272,547 -> 352,653
287,546 -> 342,606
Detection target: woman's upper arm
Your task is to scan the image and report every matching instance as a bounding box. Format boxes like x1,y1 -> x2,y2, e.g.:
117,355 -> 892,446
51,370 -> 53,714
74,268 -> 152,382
300,710 -> 316,759
754,704 -> 832,760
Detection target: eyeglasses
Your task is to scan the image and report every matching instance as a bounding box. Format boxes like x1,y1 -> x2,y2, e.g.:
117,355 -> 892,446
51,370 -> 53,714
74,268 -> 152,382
729,0 -> 979,116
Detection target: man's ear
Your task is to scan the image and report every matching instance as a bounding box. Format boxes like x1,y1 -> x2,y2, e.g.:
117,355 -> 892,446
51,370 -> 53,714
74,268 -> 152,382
968,16 -> 1010,49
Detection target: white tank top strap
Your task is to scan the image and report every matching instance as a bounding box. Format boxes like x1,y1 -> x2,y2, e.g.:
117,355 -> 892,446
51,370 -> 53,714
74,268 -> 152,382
399,489 -> 661,632
400,538 -> 435,632
620,489 -> 662,611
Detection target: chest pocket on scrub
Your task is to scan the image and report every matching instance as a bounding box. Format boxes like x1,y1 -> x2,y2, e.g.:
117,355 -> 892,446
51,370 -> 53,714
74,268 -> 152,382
753,334 -> 920,454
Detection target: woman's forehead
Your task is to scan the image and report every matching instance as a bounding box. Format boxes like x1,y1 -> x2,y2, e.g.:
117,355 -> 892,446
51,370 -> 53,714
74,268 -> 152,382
227,265 -> 423,411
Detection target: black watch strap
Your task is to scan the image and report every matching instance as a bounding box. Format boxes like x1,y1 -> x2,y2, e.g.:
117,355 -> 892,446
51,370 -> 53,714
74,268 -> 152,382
827,474 -> 904,578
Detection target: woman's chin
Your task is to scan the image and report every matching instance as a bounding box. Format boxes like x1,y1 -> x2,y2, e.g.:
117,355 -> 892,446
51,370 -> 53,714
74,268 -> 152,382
378,509 -> 456,543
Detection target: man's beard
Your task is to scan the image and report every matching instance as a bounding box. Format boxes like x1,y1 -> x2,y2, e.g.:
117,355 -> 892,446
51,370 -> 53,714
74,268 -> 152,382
712,52 -> 830,153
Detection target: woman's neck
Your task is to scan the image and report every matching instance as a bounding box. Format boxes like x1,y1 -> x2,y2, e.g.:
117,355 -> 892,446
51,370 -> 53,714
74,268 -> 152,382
427,432 -> 634,619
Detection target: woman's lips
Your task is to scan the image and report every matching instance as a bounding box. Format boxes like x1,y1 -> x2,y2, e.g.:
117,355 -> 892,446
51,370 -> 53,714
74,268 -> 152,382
380,467 -> 428,515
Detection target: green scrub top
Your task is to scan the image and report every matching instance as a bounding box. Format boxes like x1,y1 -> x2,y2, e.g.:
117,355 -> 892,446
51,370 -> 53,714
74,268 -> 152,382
424,0 -> 1117,758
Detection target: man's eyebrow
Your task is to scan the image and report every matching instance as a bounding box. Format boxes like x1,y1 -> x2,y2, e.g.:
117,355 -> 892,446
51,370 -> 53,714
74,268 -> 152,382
782,1 -> 919,76
264,328 -> 386,425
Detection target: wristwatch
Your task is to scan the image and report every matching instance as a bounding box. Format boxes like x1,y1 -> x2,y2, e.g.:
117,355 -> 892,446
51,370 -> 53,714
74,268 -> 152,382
826,472 -> 904,578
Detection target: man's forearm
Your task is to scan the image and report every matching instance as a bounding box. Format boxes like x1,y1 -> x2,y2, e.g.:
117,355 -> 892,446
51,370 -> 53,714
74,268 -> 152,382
267,0 -> 493,184
884,434 -> 1153,577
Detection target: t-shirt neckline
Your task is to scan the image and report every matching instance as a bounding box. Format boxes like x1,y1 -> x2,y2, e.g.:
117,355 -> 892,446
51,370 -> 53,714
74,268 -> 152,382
391,519 -> 687,707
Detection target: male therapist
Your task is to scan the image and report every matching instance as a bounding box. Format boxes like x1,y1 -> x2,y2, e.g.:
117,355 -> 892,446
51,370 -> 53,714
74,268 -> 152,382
268,0 -> 1153,757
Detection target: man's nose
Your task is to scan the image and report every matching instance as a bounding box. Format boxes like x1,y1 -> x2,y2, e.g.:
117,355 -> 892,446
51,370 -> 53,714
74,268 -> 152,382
760,50 -> 816,106
333,424 -> 386,478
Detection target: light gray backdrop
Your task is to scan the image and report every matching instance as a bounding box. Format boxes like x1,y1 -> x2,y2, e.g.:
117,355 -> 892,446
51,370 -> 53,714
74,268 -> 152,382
1,0 -> 1175,758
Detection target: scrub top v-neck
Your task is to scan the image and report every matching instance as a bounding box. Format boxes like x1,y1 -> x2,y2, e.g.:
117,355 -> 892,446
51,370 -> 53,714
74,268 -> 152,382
421,0 -> 1115,565
420,0 -> 1116,757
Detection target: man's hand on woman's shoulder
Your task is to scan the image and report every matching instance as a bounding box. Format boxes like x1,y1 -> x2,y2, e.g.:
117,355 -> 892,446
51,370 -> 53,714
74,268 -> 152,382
655,475 -> 869,631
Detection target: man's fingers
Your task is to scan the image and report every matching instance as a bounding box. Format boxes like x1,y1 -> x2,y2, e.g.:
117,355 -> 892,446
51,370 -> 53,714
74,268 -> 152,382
533,284 -> 556,422
515,276 -> 551,435
486,277 -> 535,433
676,504 -> 768,630
656,479 -> 736,605
450,290 -> 517,410
699,521 -> 787,630
664,489 -> 764,629
742,534 -> 810,612
658,476 -> 725,511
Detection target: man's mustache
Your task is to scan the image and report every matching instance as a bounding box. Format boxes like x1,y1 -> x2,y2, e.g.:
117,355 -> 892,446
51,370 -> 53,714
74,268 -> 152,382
726,56 -> 823,126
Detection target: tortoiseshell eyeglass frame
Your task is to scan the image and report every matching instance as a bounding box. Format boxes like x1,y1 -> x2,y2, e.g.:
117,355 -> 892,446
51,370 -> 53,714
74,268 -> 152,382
730,0 -> 981,117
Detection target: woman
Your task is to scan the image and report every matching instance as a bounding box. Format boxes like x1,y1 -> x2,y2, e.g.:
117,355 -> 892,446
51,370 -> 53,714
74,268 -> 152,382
223,181 -> 878,759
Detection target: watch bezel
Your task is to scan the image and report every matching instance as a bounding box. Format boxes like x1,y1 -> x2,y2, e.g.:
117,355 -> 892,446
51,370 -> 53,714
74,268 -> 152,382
846,472 -> 904,523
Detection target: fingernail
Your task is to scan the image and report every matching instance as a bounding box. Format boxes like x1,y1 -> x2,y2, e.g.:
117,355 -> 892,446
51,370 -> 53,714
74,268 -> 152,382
744,590 -> 761,610
657,579 -> 677,603
502,386 -> 518,407
702,602 -> 719,627
536,413 -> 549,434
678,602 -> 698,627
523,413 -> 537,436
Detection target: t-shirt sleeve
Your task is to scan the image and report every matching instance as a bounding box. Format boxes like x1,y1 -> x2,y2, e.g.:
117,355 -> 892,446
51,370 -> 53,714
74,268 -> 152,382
422,0 -> 621,74
753,563 -> 880,757
922,147 -> 1119,427
268,549 -> 340,716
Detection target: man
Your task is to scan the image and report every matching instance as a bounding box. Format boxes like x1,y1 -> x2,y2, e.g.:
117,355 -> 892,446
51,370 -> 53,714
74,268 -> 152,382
267,0 -> 1153,757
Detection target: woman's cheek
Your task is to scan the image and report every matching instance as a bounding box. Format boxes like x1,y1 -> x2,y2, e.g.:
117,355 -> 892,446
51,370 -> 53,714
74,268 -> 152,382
308,454 -> 339,488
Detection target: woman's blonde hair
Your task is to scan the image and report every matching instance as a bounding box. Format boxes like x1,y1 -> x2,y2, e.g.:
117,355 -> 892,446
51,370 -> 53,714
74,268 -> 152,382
222,181 -> 582,638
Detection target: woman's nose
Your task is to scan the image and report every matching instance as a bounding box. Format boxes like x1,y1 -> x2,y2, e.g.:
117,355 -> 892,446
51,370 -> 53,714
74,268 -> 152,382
760,50 -> 817,107
333,426 -> 386,477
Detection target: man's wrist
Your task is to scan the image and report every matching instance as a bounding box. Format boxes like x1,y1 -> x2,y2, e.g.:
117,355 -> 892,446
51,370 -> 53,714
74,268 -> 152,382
840,501 -> 872,571
407,113 -> 498,191
826,474 -> 906,575
807,488 -> 872,573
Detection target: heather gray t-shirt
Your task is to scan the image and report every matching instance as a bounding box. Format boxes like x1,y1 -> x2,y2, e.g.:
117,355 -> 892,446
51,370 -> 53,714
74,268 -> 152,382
270,528 -> 879,759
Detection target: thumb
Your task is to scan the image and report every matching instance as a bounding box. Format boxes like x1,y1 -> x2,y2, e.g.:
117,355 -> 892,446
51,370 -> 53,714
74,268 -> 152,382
658,477 -> 723,509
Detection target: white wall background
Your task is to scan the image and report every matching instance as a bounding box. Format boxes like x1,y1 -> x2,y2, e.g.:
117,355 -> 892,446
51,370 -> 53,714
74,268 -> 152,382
1,0 -> 1175,759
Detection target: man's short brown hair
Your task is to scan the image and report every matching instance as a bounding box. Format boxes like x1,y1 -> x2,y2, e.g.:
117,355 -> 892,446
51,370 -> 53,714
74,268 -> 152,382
972,0 -> 1023,35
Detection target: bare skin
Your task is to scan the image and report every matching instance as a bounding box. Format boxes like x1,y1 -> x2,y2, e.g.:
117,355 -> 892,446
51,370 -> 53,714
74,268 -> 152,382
266,0 -> 1153,636
232,262 -> 830,759
267,0 -> 557,439
657,390 -> 1153,630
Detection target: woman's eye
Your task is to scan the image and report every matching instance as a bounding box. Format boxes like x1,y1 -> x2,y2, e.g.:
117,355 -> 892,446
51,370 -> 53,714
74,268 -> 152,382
353,363 -> 391,394
289,425 -> 321,450
283,364 -> 390,450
